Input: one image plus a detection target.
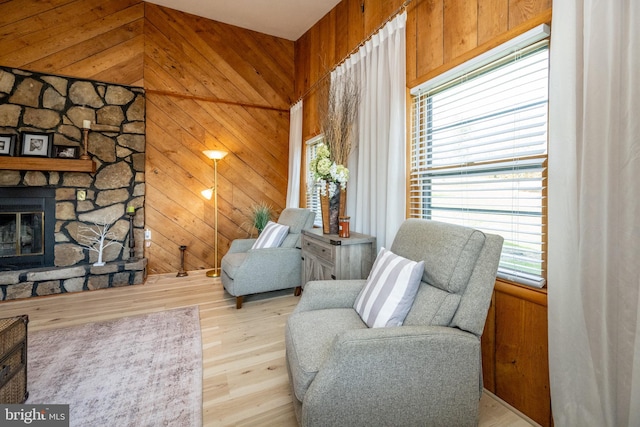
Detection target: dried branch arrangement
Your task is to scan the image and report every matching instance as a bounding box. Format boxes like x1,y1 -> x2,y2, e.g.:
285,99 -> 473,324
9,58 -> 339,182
319,76 -> 361,166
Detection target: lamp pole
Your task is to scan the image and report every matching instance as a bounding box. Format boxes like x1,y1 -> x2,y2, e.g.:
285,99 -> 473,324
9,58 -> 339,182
211,156 -> 220,278
202,150 -> 228,278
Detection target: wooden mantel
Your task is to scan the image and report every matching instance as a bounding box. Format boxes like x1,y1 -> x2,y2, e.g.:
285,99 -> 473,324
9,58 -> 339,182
0,157 -> 96,173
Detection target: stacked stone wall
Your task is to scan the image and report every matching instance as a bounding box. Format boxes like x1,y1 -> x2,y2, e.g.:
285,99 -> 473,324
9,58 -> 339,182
0,66 -> 146,300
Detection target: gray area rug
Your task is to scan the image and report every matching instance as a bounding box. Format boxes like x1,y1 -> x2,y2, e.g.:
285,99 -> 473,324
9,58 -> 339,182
27,307 -> 202,427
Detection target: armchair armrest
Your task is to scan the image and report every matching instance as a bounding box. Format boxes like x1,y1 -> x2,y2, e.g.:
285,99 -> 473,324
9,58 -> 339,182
294,280 -> 367,313
302,326 -> 481,427
227,238 -> 256,254
241,246 -> 301,269
229,247 -> 303,294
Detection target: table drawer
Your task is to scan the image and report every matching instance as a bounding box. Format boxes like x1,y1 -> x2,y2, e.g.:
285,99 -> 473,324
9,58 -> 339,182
302,236 -> 334,264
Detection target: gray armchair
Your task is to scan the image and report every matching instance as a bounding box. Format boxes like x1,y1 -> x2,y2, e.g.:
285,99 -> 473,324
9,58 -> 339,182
220,208 -> 315,309
285,219 -> 504,426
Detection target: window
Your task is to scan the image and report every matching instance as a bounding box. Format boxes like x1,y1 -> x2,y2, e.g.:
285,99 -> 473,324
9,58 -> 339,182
409,33 -> 549,288
305,135 -> 323,227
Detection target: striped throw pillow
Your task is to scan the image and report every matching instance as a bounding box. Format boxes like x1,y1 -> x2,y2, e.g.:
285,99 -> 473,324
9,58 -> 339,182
354,247 -> 424,328
251,221 -> 289,249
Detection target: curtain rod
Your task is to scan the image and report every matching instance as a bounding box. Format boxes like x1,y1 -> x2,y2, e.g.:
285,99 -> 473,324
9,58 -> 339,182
291,0 -> 413,107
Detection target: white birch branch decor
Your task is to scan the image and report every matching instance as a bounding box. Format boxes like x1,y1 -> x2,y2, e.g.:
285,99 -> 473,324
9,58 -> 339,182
78,217 -> 122,266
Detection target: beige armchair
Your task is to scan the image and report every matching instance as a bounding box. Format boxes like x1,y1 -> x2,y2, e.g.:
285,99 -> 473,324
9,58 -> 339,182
285,219 -> 504,426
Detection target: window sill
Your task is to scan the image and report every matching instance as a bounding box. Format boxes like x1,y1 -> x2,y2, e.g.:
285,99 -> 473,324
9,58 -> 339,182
494,278 -> 547,307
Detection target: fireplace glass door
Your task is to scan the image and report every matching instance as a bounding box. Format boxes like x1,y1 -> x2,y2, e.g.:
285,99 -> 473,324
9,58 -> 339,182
0,212 -> 44,258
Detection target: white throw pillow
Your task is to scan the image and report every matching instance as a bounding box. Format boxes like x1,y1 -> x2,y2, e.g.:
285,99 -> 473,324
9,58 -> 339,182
251,221 -> 289,249
354,247 -> 425,328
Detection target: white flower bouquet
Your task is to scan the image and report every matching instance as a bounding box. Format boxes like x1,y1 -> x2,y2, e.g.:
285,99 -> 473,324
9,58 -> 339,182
309,143 -> 349,197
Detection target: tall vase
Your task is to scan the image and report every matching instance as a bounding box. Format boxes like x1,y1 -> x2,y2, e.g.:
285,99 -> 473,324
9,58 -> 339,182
339,187 -> 347,218
320,184 -> 342,234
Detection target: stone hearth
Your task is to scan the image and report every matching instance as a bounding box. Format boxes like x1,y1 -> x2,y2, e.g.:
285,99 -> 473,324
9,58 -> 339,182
0,259 -> 147,300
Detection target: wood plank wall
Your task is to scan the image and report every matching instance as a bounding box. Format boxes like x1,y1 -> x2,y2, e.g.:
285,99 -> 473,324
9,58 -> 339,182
294,0 -> 552,425
143,4 -> 293,274
295,0 -> 552,139
0,0 -> 295,274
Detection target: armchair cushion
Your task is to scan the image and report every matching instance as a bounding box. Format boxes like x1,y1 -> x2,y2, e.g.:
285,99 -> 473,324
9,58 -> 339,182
278,208 -> 316,248
251,221 -> 289,249
403,285 -> 462,326
391,219 -> 486,294
353,247 -> 424,328
279,208 -> 314,234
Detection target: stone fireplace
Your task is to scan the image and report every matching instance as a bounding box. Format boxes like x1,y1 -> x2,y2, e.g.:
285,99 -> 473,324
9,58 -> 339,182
0,66 -> 147,301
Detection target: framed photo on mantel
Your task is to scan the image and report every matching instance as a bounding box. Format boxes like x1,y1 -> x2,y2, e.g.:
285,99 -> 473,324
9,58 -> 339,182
53,145 -> 79,159
0,134 -> 17,156
21,132 -> 53,157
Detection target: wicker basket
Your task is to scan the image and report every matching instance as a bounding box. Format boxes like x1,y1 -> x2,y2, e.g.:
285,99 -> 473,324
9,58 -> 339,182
0,315 -> 28,404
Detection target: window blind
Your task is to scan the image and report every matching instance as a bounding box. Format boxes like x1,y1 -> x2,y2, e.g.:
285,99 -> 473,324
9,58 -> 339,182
305,136 -> 323,227
410,40 -> 549,288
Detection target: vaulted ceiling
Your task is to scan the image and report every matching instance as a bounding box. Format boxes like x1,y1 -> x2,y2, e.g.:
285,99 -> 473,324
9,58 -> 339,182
144,0 -> 342,40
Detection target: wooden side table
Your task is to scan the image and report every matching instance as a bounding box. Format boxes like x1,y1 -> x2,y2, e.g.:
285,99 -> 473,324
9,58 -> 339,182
298,228 -> 376,293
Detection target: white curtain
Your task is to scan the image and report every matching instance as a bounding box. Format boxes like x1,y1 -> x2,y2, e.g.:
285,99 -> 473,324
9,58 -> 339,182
286,100 -> 303,208
548,0 -> 640,426
331,12 -> 407,249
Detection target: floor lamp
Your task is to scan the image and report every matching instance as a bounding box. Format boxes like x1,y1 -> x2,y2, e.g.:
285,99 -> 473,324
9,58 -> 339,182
201,149 -> 228,278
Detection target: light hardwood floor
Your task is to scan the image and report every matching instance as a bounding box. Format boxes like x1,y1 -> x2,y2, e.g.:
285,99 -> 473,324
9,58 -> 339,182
0,270 -> 538,426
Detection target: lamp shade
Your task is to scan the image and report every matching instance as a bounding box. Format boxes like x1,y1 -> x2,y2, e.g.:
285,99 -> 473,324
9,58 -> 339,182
201,188 -> 213,200
203,150 -> 228,160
